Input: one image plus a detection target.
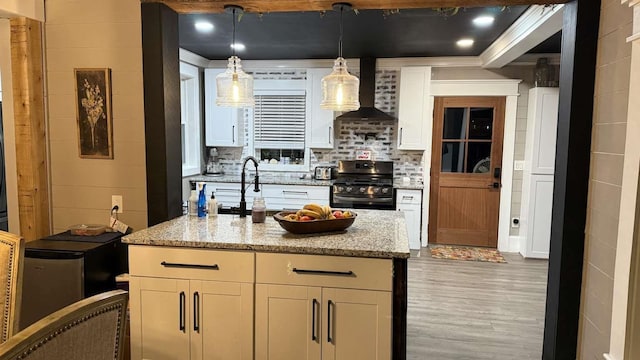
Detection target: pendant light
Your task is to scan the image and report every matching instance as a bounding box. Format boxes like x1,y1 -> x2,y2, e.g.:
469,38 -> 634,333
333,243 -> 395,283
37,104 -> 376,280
320,3 -> 360,111
216,5 -> 254,107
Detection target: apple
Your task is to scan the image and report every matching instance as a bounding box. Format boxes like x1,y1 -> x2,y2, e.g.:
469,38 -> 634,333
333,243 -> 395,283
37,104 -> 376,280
332,210 -> 344,219
299,215 -> 313,222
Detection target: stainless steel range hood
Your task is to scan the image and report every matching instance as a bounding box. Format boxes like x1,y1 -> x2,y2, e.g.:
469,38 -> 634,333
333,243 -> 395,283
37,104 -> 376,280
335,57 -> 395,121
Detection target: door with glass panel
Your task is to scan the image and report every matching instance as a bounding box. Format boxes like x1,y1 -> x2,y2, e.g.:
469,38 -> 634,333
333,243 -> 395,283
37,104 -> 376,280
429,97 -> 505,247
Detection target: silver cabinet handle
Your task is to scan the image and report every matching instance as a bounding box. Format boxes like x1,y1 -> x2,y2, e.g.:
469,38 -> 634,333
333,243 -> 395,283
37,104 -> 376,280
329,126 -> 332,144
399,127 -> 403,145
232,125 -> 235,143
402,196 -> 414,200
282,190 -> 309,196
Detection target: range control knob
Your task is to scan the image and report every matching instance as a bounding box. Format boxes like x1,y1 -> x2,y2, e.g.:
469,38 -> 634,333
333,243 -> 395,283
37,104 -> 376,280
381,188 -> 390,194
373,187 -> 381,194
346,186 -> 353,193
336,186 -> 345,192
359,187 -> 367,193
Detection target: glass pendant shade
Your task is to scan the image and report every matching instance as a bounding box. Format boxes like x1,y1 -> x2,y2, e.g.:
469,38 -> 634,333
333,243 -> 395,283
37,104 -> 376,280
320,57 -> 359,111
216,56 -> 254,107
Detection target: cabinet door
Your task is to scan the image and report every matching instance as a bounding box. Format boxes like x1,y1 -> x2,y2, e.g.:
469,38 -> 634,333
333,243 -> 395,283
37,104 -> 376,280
525,88 -> 559,175
129,277 -> 191,360
191,280 -> 254,360
397,66 -> 432,150
521,174 -> 554,259
306,68 -> 335,149
396,190 -> 422,249
255,284 -> 322,360
204,69 -> 243,147
322,288 -> 392,360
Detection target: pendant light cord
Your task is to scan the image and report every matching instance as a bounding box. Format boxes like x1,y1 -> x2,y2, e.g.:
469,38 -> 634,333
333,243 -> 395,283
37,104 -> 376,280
338,5 -> 343,58
232,8 -> 237,57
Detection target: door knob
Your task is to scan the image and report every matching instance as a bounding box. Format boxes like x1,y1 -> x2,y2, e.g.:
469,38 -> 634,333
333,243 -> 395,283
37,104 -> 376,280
488,182 -> 501,189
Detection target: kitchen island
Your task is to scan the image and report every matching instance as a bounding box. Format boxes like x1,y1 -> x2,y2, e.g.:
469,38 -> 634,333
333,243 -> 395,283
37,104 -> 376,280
123,210 -> 409,360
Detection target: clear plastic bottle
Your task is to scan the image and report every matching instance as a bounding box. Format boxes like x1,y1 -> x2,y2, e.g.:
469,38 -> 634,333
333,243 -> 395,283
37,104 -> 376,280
207,192 -> 218,217
252,197 -> 266,223
188,190 -> 198,216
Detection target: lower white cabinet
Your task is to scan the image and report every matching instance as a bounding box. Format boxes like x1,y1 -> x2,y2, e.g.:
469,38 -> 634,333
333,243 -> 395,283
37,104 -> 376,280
520,174 -> 554,259
262,184 -> 330,210
129,246 -> 254,360
255,253 -> 392,360
396,189 -> 422,249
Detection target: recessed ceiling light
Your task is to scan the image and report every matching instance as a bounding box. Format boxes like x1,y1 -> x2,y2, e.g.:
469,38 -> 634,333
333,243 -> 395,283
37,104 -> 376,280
194,21 -> 214,33
230,43 -> 246,51
456,39 -> 474,48
473,16 -> 495,27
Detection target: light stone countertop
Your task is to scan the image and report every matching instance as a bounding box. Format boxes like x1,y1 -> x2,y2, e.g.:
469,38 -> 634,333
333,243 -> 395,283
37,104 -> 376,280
122,209 -> 410,259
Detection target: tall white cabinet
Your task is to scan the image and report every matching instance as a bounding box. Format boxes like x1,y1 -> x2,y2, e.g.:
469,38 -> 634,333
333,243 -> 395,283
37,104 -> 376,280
520,87 -> 559,259
306,68 -> 335,149
204,69 -> 244,147
397,66 -> 431,150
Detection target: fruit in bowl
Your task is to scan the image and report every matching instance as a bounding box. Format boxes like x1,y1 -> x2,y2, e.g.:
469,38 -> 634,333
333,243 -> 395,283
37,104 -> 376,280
273,203 -> 356,234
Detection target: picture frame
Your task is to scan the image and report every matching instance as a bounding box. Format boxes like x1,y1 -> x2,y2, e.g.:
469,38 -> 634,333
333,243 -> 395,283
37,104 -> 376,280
74,68 -> 113,159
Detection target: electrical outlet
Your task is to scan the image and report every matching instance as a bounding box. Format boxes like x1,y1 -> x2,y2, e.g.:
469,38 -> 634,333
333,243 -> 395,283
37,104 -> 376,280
511,217 -> 520,228
514,161 -> 525,171
112,195 -> 123,213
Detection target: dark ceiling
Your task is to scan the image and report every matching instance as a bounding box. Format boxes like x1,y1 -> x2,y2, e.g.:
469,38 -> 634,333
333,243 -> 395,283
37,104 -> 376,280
178,5 -> 561,60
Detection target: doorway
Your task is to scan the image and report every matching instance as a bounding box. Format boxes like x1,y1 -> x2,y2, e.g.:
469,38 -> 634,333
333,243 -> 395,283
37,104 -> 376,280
429,96 -> 506,248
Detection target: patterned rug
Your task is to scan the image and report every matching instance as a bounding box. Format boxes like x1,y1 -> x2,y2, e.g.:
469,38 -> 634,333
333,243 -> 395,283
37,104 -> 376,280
429,245 -> 507,263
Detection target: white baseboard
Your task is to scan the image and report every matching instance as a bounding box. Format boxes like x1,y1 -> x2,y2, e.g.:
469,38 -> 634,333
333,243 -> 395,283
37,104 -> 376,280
507,235 -> 522,253
603,353 -> 618,360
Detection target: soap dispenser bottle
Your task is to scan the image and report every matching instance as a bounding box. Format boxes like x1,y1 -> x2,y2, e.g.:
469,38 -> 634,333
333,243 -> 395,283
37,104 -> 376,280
197,182 -> 207,218
207,192 -> 218,217
188,182 -> 198,216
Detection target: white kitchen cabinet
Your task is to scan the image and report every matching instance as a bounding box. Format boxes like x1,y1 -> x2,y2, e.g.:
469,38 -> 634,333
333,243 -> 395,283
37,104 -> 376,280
204,69 -> 244,147
396,189 -> 422,249
306,68 -> 335,149
520,87 -> 559,259
203,181 -> 261,208
129,246 -> 254,360
261,184 -> 330,210
255,253 -> 392,360
397,66 -> 432,150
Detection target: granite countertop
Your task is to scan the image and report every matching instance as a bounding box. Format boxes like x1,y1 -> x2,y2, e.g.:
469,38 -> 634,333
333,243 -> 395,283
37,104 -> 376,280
122,210 -> 410,259
188,174 -> 332,186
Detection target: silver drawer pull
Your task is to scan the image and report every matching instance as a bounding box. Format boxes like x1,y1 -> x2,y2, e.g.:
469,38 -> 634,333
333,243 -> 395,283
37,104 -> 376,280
283,191 -> 309,196
217,188 -> 240,193
292,268 -> 354,276
402,196 -> 414,200
161,261 -> 219,270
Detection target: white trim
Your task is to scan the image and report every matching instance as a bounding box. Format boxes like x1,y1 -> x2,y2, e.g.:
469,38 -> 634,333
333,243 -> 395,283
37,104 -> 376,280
604,353 -> 618,360
431,80 -> 521,97
179,48 -> 210,68
423,79 -> 521,252
508,236 -> 523,253
376,57 -> 482,68
180,62 -> 202,177
510,53 -> 561,66
480,4 -> 564,69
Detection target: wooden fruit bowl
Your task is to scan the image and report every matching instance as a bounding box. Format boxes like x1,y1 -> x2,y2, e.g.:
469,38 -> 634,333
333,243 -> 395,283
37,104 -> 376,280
273,211 -> 357,234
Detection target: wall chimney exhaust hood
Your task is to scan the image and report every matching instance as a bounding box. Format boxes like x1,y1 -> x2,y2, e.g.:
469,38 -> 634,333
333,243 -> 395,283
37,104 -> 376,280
335,57 -> 395,121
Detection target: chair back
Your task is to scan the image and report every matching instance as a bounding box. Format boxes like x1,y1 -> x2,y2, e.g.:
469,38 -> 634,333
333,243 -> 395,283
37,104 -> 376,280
0,290 -> 128,360
0,231 -> 24,344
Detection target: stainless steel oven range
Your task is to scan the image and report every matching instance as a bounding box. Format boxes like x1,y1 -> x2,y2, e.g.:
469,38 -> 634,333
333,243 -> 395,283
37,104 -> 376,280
330,160 -> 395,210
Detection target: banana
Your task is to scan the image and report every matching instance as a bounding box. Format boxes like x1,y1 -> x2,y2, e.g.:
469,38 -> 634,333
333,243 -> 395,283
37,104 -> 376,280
303,203 -> 324,215
322,205 -> 332,219
298,209 -> 322,219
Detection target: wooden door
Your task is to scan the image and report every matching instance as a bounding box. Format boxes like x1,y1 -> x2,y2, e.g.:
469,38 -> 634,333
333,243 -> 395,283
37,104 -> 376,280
255,284 -> 322,360
129,277 -> 191,360
192,280 -> 254,360
321,288 -> 392,360
429,97 -> 506,247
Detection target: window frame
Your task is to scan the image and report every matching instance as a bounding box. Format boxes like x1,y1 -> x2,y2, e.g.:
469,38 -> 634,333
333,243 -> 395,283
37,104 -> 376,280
180,62 -> 202,176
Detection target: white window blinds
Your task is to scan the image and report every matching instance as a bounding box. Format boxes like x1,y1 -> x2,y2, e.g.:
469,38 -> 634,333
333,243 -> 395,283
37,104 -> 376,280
253,92 -> 306,149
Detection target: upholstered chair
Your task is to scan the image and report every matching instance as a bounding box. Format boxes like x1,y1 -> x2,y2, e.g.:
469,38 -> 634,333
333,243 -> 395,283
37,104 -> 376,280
0,231 -> 24,344
0,289 -> 128,360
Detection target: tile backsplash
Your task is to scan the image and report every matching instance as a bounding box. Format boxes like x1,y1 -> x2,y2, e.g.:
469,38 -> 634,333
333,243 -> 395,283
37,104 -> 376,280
207,68 -> 425,184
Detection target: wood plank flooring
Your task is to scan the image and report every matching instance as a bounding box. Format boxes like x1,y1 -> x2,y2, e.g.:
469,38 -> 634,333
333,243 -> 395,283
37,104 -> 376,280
407,251 -> 549,359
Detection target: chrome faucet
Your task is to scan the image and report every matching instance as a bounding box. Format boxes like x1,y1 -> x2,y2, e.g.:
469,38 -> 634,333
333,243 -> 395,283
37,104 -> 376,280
239,156 -> 260,217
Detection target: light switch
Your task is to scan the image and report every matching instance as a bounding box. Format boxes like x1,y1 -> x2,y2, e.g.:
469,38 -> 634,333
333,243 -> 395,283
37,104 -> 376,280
514,161 -> 525,171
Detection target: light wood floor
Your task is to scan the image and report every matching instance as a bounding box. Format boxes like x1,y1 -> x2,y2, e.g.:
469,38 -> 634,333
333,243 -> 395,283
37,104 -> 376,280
407,251 -> 549,360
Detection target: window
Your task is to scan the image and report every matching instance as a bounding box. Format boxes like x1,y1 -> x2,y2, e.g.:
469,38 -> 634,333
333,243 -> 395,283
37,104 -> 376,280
180,62 -> 201,176
250,87 -> 309,171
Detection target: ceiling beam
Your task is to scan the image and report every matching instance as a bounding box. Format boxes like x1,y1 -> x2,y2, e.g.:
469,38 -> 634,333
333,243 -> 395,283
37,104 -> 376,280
480,4 -> 564,68
142,0 -> 570,14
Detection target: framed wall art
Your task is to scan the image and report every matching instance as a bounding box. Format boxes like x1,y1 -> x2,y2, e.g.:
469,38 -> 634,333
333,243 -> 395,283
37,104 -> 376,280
74,68 -> 113,159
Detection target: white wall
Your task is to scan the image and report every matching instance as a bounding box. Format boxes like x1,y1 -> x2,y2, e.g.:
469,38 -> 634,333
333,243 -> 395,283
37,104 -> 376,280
45,0 -> 148,232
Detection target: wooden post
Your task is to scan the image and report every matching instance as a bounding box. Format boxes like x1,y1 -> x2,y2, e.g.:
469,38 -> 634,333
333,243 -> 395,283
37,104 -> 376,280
9,17 -> 50,241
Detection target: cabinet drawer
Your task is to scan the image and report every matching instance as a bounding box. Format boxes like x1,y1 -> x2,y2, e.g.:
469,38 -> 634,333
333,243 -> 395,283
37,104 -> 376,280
129,246 -> 254,282
396,189 -> 422,207
256,253 -> 392,291
261,185 -> 329,201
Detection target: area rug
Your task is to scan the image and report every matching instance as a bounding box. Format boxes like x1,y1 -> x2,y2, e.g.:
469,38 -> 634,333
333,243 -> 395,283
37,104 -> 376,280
429,245 -> 507,263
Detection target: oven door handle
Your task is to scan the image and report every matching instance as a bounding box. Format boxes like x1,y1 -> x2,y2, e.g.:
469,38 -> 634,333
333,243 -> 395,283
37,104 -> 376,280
331,195 -> 394,203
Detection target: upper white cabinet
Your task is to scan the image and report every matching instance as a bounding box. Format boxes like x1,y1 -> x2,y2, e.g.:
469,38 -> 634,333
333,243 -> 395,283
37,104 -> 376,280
204,68 -> 244,147
306,68 -> 335,149
397,66 -> 432,150
524,87 -> 559,175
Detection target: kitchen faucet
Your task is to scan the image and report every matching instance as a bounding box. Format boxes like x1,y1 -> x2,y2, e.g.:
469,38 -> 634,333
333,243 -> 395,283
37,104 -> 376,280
239,156 -> 260,217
